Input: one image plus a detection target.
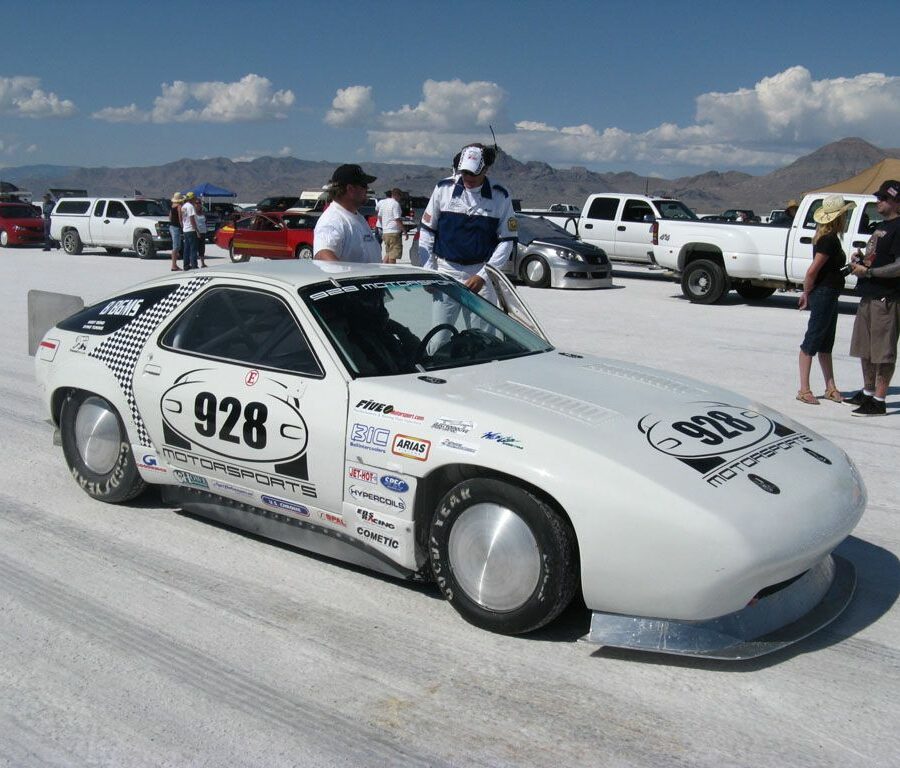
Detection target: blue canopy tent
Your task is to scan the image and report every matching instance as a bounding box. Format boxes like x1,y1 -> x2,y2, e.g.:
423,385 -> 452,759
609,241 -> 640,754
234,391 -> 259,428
187,182 -> 236,198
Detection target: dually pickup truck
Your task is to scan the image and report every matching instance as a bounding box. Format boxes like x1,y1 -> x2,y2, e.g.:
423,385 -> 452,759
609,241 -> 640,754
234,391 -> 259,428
651,193 -> 880,304
50,197 -> 172,258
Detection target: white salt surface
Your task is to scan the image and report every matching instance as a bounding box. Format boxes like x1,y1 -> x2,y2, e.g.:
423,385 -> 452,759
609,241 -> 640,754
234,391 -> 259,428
0,243 -> 897,767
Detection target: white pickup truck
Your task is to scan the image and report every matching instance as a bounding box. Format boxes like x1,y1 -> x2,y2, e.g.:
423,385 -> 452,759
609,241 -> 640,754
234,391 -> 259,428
50,197 -> 173,258
651,193 -> 879,304
524,193 -> 697,264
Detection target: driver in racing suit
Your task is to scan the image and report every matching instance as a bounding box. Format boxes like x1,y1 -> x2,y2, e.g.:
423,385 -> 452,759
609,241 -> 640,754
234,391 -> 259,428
417,144 -> 517,349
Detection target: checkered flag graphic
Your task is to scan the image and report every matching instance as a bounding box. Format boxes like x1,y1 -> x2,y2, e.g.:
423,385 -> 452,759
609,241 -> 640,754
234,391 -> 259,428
89,276 -> 211,446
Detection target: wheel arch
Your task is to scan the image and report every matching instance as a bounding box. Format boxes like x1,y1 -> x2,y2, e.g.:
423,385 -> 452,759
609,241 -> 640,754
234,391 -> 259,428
679,243 -> 724,272
413,462 -> 581,569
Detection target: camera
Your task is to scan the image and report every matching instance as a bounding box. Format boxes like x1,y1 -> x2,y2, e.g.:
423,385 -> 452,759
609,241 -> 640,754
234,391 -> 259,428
839,263 -> 854,277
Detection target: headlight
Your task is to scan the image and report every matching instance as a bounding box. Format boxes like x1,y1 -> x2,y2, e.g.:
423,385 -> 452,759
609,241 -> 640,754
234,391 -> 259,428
554,248 -> 583,262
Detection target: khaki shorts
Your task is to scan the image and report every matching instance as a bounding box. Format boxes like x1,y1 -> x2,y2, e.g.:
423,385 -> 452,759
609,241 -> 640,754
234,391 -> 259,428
382,233 -> 402,263
850,296 -> 900,364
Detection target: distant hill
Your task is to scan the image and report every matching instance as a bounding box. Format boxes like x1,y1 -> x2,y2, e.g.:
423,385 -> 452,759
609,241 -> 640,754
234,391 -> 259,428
3,137 -> 898,212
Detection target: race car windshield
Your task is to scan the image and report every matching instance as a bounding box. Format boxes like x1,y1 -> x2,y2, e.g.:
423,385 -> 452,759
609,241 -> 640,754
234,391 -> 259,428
301,276 -> 553,377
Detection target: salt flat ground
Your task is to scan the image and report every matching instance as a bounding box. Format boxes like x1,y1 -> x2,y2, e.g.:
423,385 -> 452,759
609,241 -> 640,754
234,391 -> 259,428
1,243 -> 897,768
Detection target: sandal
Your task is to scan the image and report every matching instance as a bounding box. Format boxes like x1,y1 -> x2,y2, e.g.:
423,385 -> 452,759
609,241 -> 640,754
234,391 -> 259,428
796,390 -> 820,405
823,387 -> 844,403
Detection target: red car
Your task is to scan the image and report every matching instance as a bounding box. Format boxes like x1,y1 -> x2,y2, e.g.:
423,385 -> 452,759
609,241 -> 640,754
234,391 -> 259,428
215,211 -> 319,262
0,202 -> 45,247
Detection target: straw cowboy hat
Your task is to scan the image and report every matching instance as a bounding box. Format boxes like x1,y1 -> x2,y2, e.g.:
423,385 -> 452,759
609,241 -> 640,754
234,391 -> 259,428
171,192 -> 185,203
813,194 -> 855,224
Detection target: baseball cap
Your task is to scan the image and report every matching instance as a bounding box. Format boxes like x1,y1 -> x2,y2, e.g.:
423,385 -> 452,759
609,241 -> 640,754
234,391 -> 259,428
875,180 -> 900,201
330,164 -> 377,186
457,146 -> 486,175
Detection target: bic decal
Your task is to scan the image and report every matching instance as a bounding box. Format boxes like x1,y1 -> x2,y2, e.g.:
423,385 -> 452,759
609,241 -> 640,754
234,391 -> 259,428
161,369 -> 307,463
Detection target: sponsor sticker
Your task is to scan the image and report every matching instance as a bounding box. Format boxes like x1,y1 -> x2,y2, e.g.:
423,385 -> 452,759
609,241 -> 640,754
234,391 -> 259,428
355,507 -> 396,530
138,452 -> 167,472
354,399 -> 424,422
348,485 -> 406,511
431,418 -> 474,435
71,335 -> 89,354
481,431 -> 524,450
211,480 -> 255,498
348,466 -> 378,484
173,469 -> 209,489
261,495 -> 310,518
316,510 -> 346,528
440,438 -> 478,455
379,474 -> 409,494
349,423 -> 390,454
99,298 -> 144,317
245,369 -> 259,386
356,526 -> 400,550
391,434 -> 431,461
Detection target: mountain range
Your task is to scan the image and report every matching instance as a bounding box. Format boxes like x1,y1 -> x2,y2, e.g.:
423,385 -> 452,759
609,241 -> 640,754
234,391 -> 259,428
3,137 -> 898,213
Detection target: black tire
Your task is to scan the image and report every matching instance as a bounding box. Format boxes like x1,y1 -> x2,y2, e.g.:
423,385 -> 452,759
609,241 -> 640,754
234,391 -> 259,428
62,229 -> 83,255
60,391 -> 146,503
681,258 -> 730,304
134,232 -> 155,259
105,247 -> 123,255
294,244 -> 313,260
521,255 -> 551,288
229,241 -> 249,263
735,284 -> 776,302
430,478 -> 578,635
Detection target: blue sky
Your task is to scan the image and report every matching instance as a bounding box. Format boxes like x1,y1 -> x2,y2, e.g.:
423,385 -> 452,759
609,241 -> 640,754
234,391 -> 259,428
2,0 -> 899,178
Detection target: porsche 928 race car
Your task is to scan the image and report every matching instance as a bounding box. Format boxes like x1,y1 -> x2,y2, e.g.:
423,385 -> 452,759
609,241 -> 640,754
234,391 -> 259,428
32,261 -> 865,659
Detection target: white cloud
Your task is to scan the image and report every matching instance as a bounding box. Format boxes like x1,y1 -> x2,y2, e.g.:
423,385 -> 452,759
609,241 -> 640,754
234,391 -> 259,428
0,76 -> 75,118
368,68 -> 900,171
93,74 -> 294,123
379,79 -> 513,132
325,86 -> 374,126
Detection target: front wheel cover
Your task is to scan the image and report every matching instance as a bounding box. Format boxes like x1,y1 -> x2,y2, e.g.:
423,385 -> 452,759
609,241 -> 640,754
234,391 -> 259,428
430,478 -> 578,634
59,391 -> 146,503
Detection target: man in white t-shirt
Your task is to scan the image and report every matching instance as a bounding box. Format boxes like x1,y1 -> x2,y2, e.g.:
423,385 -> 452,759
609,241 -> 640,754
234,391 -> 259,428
180,192 -> 199,270
377,188 -> 404,264
313,164 -> 382,263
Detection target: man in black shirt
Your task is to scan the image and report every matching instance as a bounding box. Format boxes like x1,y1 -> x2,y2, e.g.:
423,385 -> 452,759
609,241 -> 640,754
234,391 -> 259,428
847,180 -> 900,416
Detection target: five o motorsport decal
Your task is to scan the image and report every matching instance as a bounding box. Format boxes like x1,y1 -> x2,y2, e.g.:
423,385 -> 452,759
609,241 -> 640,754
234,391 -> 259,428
161,369 -> 308,464
639,402 -> 817,489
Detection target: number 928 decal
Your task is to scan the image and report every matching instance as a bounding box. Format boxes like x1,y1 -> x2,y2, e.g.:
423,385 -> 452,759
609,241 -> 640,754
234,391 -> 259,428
161,369 -> 308,463
639,404 -> 774,459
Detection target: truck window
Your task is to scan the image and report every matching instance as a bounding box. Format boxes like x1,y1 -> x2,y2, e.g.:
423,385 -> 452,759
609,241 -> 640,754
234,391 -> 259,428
801,199 -> 823,230
858,202 -> 882,235
55,200 -> 91,215
622,200 -> 653,222
93,201 -> 105,217
653,200 -> 697,220
107,201 -> 128,219
586,197 -> 618,220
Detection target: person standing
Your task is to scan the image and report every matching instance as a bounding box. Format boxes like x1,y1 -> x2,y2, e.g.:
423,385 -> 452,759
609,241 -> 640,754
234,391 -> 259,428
194,198 -> 208,267
169,193 -> 184,271
180,192 -> 199,270
418,143 -> 517,306
378,188 -> 404,264
795,194 -> 855,405
846,180 -> 900,416
41,193 -> 54,251
313,164 -> 382,263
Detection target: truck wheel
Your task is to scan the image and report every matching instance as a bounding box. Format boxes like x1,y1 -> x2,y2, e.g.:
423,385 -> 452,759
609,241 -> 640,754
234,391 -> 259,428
229,241 -> 249,263
62,229 -> 83,255
736,284 -> 775,302
522,255 -> 551,288
429,478 -> 578,635
294,244 -> 313,260
134,233 -> 155,259
682,259 -> 729,304
59,391 -> 146,503
105,247 -> 123,255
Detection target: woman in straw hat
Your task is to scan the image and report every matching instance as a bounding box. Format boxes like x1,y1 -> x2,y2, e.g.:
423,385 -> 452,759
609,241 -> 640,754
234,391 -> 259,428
169,192 -> 185,271
796,194 -> 856,404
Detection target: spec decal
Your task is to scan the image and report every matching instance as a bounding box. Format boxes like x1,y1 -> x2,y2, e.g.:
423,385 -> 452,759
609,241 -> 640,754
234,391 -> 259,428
161,371 -> 308,464
379,475 -> 409,494
391,435 -> 431,461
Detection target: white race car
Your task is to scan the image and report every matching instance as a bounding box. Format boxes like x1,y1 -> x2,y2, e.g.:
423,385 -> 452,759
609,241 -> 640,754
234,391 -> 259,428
33,261 -> 865,659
